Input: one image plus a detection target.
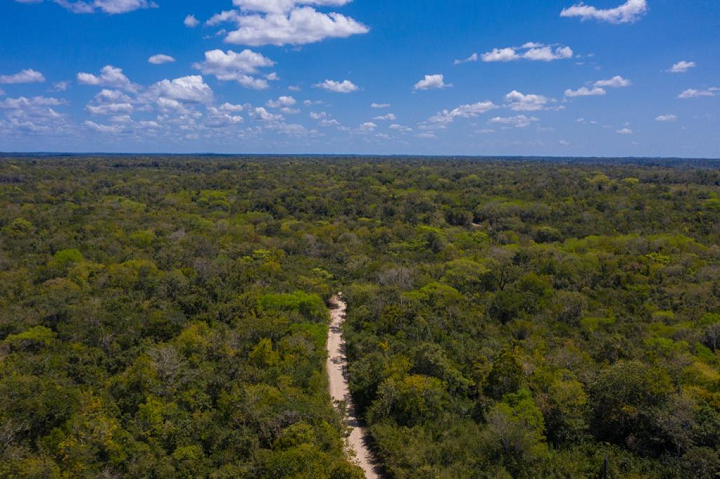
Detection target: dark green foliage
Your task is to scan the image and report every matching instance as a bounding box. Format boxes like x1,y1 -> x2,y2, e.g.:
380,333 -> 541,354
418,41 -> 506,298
1,156 -> 719,478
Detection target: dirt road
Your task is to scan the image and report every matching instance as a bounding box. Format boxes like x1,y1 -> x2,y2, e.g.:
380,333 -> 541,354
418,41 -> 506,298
327,294 -> 381,479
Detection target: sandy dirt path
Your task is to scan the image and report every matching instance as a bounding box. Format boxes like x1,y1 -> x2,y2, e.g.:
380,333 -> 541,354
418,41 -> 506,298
327,294 -> 381,479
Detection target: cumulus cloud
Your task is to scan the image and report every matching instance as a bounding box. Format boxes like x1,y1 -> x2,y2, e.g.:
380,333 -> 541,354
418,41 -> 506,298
482,43 -> 573,63
184,14 -> 199,27
219,102 -> 248,113
678,88 -> 717,99
594,75 -> 631,88
18,0 -> 157,15
415,132 -> 437,139
560,0 -> 647,24
655,114 -> 677,122
207,2 -> 368,47
373,113 -> 396,121
668,61 -> 696,73
482,48 -> 519,62
489,115 -> 539,128
77,65 -> 139,92
505,91 -> 551,111
454,53 -> 478,65
426,101 -> 498,127
266,96 -> 296,108
617,128 -> 633,134
206,105 -> 245,127
565,86 -> 607,97
234,1 -> 353,14
251,107 -> 283,122
0,69 -> 46,84
53,81 -> 71,91
84,120 -> 122,133
371,102 -> 390,108
147,76 -> 214,103
523,45 -> 574,62
149,54 -> 176,65
389,124 -> 412,133
0,96 -> 67,109
99,89 -> 133,103
193,49 -> 275,90
313,79 -> 359,93
85,102 -> 133,115
359,121 -> 376,129
414,74 -> 452,91
0,95 -> 70,136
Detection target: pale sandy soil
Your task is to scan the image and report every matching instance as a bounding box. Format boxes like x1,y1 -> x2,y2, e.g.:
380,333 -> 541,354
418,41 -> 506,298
327,294 -> 382,479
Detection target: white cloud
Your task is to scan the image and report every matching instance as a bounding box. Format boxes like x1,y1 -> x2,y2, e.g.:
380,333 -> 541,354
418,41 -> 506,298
482,47 -> 519,63
414,74 -> 452,91
53,81 -> 70,91
208,4 -> 368,47
560,0 -> 647,24
149,54 -> 176,65
93,0 -> 156,14
0,93 -> 71,136
454,53 -> 478,65
348,121 -> 381,135
668,61 -> 696,73
0,88 -> 4,97
251,107 -> 283,121
206,105 -> 245,127
505,91 -> 550,111
232,0 -> 353,15
266,96 -> 296,108
371,102 -> 390,108
86,102 -> 133,115
193,49 -> 275,90
148,76 -> 214,103
310,111 -> 327,119
678,88 -> 717,99
594,75 -> 631,88
0,69 -> 45,84
77,65 -> 139,92
415,132 -> 437,139
84,120 -> 122,133
374,113 -> 396,121
219,102 -> 247,113
565,86 -> 607,97
313,79 -> 359,93
489,115 -> 539,128
0,96 -> 67,109
523,45 -> 574,62
95,89 -> 132,103
655,114 -> 677,122
184,14 -> 200,27
21,0 -> 157,15
482,43 -> 573,63
389,124 -> 412,133
617,128 -> 633,134
427,101 -> 498,127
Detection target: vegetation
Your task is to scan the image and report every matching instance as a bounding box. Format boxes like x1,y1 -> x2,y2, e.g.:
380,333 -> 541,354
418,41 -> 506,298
1,156 -> 719,478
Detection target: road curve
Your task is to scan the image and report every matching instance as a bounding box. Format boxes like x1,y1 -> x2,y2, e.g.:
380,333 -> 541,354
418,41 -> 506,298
327,294 -> 381,479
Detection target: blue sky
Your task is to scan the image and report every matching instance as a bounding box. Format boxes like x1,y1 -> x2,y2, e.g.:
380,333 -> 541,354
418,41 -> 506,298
0,0 -> 718,157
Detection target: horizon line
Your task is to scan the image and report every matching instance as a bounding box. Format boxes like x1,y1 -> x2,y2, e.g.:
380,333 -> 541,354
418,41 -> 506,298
1,152 -> 719,161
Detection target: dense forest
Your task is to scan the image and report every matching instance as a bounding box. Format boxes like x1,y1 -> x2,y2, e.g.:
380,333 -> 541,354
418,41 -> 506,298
0,156 -> 719,478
